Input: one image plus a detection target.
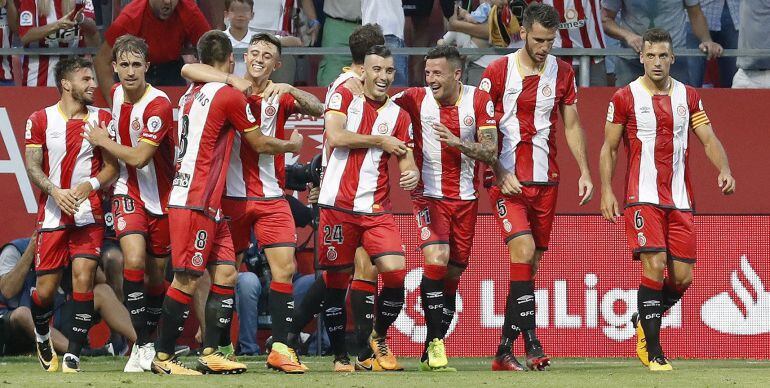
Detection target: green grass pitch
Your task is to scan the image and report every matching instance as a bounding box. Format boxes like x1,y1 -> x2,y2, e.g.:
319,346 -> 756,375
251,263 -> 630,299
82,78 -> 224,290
1,356 -> 769,387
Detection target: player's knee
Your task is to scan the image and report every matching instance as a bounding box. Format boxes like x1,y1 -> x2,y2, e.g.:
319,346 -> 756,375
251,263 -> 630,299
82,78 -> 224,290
642,256 -> 667,277
671,273 -> 693,291
215,265 -> 238,287
101,246 -> 124,269
272,262 -> 296,284
423,245 -> 450,266
71,271 -> 95,291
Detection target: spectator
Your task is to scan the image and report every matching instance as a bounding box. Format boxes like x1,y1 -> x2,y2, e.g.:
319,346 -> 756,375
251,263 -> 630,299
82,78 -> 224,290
732,0 -> 770,88
0,0 -> 17,86
542,0 -> 608,86
223,0 -> 257,77
94,0 -> 210,105
361,0 -> 407,86
249,0 -> 319,45
687,0 -> 739,87
18,0 -> 99,87
601,0 -> 723,86
0,236 -> 137,356
317,0 -> 361,86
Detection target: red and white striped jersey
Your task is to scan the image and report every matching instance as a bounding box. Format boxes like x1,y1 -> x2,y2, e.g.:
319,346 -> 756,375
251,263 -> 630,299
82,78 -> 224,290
0,7 -> 13,82
110,83 -> 174,216
480,52 -> 577,185
319,87 -> 413,214
18,0 -> 95,87
168,82 -> 259,214
322,69 -> 358,168
542,0 -> 605,62
607,78 -> 710,210
392,85 -> 496,200
25,104 -> 112,230
226,93 -> 298,200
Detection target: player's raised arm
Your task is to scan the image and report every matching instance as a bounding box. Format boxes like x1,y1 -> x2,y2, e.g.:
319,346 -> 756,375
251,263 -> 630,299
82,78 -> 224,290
599,120 -> 624,222
83,121 -> 156,168
261,81 -> 324,117
560,102 -> 593,205
693,124 -> 735,195
180,63 -> 253,94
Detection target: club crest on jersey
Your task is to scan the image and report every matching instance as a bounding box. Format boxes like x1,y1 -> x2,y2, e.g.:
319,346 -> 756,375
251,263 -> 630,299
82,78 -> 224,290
463,115 -> 474,127
486,101 -> 494,117
116,217 -> 126,231
677,105 -> 687,117
541,85 -> 553,97
503,219 -> 512,233
147,116 -> 162,133
377,123 -> 388,134
265,104 -> 277,117
326,246 -> 338,261
420,226 -> 431,241
131,117 -> 141,132
479,78 -> 491,92
637,232 -> 647,247
192,252 -> 204,267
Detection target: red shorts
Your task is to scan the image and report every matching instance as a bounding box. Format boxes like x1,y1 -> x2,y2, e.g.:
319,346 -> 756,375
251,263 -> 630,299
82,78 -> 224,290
624,205 -> 696,262
318,207 -> 404,270
488,185 -> 558,250
35,225 -> 104,274
168,208 -> 236,276
112,195 -> 171,257
222,197 -> 297,253
412,196 -> 478,268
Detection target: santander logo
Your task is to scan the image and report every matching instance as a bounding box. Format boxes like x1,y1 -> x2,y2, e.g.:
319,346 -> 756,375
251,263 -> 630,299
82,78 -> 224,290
701,256 -> 770,335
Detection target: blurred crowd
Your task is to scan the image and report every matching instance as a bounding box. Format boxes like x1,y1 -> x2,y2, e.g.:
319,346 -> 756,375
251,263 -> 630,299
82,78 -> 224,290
0,0 -> 768,88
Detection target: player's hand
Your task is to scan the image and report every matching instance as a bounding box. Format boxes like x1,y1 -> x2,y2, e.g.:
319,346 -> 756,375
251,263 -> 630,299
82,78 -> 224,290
51,187 -> 78,216
400,170 -> 419,191
378,136 -> 407,156
307,22 -> 320,46
70,181 -> 93,207
228,75 -> 253,95
578,174 -> 594,206
497,170 -> 522,196
699,41 -> 724,60
288,130 -> 304,153
600,190 -> 621,223
82,122 -> 110,147
343,77 -> 364,96
718,171 -> 736,195
262,81 -> 293,104
625,33 -> 643,53
433,122 -> 461,148
307,185 -> 320,204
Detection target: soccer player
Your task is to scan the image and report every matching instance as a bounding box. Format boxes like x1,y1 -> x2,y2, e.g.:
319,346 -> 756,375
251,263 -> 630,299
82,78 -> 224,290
391,45 -> 497,371
150,30 -> 300,375
287,23 -> 389,372
24,57 -> 118,372
599,28 -> 735,371
81,34 -> 174,373
318,45 -> 418,372
180,32 -> 323,373
478,3 -> 594,371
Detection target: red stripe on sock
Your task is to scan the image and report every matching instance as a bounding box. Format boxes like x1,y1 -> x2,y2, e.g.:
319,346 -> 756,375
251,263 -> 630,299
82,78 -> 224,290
211,284 -> 235,296
325,271 -> 351,289
423,264 -> 447,280
381,269 -> 406,288
72,291 -> 94,302
147,284 -> 166,296
270,281 -> 293,294
351,279 -> 376,293
641,276 -> 664,290
509,263 -> 533,281
167,287 -> 192,305
123,268 -> 145,283
444,277 -> 460,295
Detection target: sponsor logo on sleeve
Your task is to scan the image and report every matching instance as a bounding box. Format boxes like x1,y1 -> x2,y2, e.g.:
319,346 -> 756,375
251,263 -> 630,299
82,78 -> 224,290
147,116 -> 162,133
329,93 -> 343,110
479,78 -> 491,92
606,102 -> 615,122
25,119 -> 33,139
246,104 -> 256,123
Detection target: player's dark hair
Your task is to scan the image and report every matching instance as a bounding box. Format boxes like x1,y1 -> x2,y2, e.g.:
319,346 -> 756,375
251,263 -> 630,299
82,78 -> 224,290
54,57 -> 93,93
197,30 -> 233,66
365,45 -> 392,59
111,34 -> 149,63
522,2 -> 560,31
350,24 -> 385,64
642,28 -> 673,49
249,32 -> 282,56
225,0 -> 254,10
425,45 -> 463,70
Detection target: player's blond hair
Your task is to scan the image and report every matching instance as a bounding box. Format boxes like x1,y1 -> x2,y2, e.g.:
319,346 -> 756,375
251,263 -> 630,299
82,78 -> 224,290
38,0 -> 75,19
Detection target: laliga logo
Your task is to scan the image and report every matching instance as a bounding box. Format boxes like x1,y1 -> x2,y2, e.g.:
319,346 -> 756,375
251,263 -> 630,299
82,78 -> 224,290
393,268 -> 463,343
701,256 -> 770,335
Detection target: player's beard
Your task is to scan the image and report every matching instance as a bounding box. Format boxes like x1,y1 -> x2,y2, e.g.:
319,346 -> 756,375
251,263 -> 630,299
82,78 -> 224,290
525,40 -> 547,66
72,87 -> 94,105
